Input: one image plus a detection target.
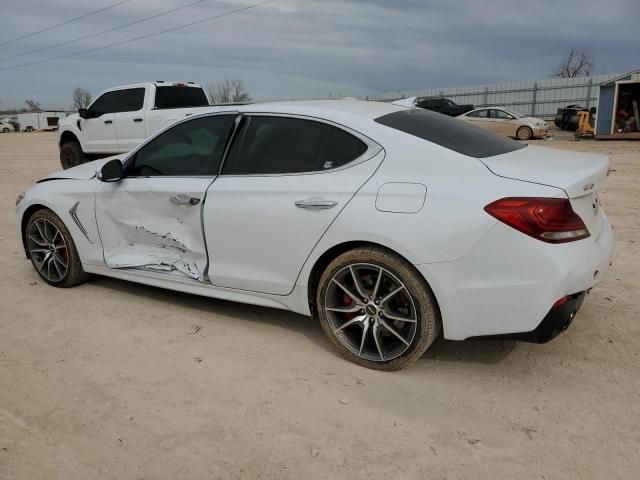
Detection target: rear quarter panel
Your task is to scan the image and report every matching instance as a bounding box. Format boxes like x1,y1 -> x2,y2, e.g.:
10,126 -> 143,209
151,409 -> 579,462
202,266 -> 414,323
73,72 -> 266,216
296,133 -> 565,288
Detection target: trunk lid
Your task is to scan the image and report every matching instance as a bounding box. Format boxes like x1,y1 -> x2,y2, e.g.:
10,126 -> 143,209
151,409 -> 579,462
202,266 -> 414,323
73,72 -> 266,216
480,145 -> 610,240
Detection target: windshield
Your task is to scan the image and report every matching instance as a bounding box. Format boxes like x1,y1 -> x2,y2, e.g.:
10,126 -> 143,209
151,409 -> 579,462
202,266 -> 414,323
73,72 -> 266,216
154,86 -> 209,109
503,108 -> 525,118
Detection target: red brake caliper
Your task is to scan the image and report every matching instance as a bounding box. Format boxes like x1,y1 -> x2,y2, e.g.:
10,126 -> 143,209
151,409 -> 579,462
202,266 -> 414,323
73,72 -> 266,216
343,293 -> 354,320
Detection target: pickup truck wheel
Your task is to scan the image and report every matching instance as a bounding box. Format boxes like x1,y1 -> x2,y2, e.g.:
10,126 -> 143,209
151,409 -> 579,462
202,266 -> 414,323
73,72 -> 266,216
60,141 -> 88,169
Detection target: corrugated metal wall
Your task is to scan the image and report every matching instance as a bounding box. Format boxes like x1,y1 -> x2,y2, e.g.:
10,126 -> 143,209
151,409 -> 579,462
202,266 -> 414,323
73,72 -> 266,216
365,73 -> 621,119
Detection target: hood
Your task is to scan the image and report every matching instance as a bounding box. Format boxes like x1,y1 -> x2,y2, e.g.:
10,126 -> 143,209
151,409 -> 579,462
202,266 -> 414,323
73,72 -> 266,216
59,113 -> 79,128
38,155 -> 122,182
521,116 -> 547,126
480,145 -> 609,198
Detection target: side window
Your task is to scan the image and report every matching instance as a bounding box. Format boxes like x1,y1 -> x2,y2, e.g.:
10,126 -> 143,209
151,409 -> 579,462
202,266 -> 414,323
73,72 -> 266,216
495,110 -> 512,119
321,126 -> 368,170
223,116 -> 329,175
88,91 -> 121,116
477,109 -> 489,118
467,111 -> 479,118
130,115 -> 235,177
120,88 -> 145,112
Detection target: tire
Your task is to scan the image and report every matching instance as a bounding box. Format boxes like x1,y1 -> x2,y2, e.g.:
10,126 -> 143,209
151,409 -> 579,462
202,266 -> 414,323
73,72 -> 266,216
2,127 -> 9,133
60,141 -> 88,169
25,209 -> 88,288
25,126 -> 33,132
516,126 -> 533,141
316,247 -> 441,371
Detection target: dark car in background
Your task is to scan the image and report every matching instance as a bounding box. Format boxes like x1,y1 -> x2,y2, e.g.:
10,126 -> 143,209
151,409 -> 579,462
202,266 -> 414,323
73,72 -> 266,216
392,96 -> 474,117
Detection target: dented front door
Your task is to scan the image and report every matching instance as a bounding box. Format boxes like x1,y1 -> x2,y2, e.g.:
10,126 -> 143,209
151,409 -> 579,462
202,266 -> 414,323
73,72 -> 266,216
95,177 -> 211,280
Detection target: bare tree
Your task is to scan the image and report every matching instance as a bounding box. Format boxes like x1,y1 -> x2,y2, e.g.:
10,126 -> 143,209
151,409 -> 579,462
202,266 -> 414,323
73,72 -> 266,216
25,99 -> 41,112
72,87 -> 92,110
553,48 -> 593,78
207,79 -> 251,103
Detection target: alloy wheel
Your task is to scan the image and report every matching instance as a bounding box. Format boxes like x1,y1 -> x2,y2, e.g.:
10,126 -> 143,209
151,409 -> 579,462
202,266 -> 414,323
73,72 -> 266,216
324,263 -> 417,362
27,218 -> 69,283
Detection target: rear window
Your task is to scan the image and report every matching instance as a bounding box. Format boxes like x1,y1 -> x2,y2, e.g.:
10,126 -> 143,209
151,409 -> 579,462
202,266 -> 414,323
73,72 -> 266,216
375,108 -> 526,158
154,86 -> 209,109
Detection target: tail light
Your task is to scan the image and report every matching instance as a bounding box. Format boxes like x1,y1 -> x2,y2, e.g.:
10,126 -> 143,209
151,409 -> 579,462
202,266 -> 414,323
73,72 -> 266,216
484,197 -> 589,243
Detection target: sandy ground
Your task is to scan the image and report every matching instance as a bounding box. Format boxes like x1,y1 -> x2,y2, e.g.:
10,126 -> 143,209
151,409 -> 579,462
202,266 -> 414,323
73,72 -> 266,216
0,131 -> 639,480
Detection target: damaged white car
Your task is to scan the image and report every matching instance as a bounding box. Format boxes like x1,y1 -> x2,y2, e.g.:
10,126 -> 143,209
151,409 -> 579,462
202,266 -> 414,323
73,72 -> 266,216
16,101 -> 613,370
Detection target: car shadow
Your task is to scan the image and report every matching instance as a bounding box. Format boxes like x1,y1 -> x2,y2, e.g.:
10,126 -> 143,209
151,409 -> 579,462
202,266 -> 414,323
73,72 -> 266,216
89,276 -> 518,366
421,337 -> 518,365
89,276 -> 334,353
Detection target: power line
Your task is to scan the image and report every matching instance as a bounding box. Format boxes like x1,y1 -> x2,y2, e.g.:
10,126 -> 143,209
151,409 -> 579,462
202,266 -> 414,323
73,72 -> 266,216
0,0 -> 209,63
0,0 -> 277,72
0,0 -> 134,48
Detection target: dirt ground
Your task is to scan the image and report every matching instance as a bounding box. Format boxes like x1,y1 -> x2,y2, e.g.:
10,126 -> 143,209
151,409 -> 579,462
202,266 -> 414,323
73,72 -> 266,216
0,131 -> 639,480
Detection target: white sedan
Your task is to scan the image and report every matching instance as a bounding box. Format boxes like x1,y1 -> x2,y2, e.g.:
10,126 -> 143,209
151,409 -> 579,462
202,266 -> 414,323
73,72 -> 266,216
15,101 -> 613,370
459,107 -> 549,140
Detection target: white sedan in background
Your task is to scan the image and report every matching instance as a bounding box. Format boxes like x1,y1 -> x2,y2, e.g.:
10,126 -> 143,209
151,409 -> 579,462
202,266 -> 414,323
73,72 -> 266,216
459,107 -> 549,140
15,101 -> 612,370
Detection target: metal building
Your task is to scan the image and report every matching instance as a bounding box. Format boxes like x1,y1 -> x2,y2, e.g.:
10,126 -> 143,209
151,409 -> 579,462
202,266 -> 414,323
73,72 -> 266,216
595,70 -> 640,139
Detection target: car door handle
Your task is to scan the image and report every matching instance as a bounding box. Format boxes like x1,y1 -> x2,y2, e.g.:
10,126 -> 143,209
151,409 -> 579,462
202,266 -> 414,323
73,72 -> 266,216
104,120 -> 113,124
170,194 -> 200,206
295,198 -> 338,209
133,118 -> 143,122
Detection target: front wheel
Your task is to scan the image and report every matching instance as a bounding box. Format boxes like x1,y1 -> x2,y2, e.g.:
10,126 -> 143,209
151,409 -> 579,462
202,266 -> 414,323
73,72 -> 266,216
25,209 -> 88,287
60,141 -> 88,169
316,247 -> 440,370
2,127 -> 9,133
516,126 -> 533,141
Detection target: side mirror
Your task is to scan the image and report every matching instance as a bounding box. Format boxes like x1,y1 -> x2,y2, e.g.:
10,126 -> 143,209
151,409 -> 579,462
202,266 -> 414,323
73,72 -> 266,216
97,159 -> 123,182
78,108 -> 89,119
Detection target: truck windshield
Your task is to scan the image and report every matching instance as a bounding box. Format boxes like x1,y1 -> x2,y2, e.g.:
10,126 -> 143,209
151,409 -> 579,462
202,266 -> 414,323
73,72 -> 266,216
154,86 -> 209,109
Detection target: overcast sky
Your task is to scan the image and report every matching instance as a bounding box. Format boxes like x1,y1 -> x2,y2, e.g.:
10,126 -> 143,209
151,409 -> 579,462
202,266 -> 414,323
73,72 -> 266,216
0,0 -> 637,109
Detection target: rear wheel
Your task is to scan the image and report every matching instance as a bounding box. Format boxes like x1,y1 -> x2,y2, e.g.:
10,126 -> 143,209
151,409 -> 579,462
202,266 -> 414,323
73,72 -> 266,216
60,141 -> 88,169
25,126 -> 33,132
2,127 -> 9,133
316,247 -> 440,371
26,209 -> 88,287
516,126 -> 533,141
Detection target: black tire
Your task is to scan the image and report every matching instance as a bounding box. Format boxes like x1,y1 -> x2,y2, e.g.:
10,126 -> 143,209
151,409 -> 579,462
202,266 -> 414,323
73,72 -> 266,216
2,127 -> 9,133
60,141 -> 88,169
25,126 -> 33,132
516,126 -> 533,141
316,247 -> 440,371
25,209 -> 88,288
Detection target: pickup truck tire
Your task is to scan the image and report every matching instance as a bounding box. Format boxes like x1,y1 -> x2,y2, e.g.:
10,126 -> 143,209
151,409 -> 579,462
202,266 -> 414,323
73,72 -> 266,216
60,141 -> 88,170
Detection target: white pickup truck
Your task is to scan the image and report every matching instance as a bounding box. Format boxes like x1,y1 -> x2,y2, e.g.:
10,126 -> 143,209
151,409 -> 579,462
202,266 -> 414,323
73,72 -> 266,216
58,81 -> 211,169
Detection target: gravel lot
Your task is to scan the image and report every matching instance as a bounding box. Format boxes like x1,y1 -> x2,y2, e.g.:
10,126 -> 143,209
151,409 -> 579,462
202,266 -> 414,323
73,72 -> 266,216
1,132 -> 639,480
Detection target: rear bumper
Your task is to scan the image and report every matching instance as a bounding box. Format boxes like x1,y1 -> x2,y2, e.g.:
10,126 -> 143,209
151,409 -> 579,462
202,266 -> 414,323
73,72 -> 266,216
469,291 -> 586,343
416,218 -> 613,341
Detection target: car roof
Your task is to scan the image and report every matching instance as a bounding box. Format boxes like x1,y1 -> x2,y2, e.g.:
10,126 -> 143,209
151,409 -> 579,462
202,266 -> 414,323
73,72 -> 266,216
199,99 -> 407,121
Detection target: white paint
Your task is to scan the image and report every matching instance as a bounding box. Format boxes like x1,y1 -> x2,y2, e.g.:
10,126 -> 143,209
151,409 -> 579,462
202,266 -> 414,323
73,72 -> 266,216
375,182 -> 426,213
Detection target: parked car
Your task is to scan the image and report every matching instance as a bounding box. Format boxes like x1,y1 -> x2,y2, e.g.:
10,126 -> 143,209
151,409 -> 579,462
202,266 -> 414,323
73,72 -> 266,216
0,120 -> 14,133
392,96 -> 474,116
16,101 -> 613,370
459,107 -> 549,140
58,81 -> 211,169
